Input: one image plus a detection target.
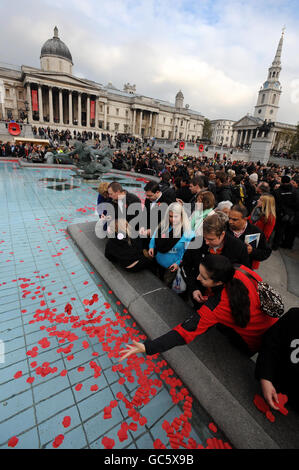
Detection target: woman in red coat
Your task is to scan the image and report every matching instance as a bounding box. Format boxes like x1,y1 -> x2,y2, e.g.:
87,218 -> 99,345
119,255 -> 279,360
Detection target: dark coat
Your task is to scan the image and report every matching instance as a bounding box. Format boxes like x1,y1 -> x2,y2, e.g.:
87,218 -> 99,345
141,192 -> 174,232
182,231 -> 251,295
112,191 -> 142,225
255,308 -> 299,411
216,184 -> 233,203
228,221 -> 271,268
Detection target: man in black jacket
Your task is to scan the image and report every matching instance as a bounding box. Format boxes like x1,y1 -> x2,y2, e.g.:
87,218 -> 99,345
255,308 -> 299,412
182,213 -> 250,308
273,175 -> 299,249
139,181 -> 173,247
107,182 -> 142,232
175,176 -> 193,203
215,172 -> 233,204
228,204 -> 272,269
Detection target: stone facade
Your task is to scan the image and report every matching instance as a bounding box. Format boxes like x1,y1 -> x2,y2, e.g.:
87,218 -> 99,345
0,27 -> 205,140
211,119 -> 236,146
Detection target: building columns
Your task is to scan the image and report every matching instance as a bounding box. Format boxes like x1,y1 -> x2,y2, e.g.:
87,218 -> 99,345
69,90 -> 73,125
78,92 -> 82,127
148,112 -> 152,137
48,87 -> 54,124
59,88 -> 63,124
38,85 -> 43,122
26,83 -> 33,122
139,110 -> 143,136
104,102 -> 107,130
184,120 -> 188,140
132,109 -> 136,134
155,112 -> 159,137
94,98 -> 98,128
87,95 -> 90,128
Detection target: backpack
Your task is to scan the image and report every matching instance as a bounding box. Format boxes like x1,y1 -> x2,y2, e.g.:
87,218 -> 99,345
237,267 -> 284,318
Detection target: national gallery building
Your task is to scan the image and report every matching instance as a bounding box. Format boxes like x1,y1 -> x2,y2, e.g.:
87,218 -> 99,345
0,27 -> 205,140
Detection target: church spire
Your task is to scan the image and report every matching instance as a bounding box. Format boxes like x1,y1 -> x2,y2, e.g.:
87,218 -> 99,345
253,29 -> 284,122
272,27 -> 285,67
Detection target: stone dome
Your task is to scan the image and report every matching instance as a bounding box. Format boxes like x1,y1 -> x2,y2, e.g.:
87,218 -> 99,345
40,27 -> 73,64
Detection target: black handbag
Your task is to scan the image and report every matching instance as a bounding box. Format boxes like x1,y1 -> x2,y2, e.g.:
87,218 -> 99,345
237,267 -> 284,318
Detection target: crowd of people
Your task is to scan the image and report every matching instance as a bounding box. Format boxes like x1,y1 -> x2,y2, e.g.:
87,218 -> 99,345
93,155 -> 299,413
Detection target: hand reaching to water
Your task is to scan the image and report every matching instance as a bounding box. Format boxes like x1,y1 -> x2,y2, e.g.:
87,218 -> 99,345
119,340 -> 146,362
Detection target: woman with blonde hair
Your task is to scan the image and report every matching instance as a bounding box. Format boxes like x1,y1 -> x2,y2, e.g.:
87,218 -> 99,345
148,202 -> 195,285
105,219 -> 154,272
250,194 -> 276,242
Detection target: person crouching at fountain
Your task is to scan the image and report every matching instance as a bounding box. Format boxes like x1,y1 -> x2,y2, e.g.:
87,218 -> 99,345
105,219 -> 155,273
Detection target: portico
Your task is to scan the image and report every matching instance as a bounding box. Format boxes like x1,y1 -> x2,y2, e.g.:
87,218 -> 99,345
24,80 -> 100,129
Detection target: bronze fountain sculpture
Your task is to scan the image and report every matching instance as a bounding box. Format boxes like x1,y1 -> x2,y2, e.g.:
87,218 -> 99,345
46,142 -> 114,179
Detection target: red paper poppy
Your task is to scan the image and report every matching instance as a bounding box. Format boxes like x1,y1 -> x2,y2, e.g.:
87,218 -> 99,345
52,434 -> 64,448
62,416 -> 71,428
8,436 -> 19,447
102,436 -> 115,449
208,422 -> 218,433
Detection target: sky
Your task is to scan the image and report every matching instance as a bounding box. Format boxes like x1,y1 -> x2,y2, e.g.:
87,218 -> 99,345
1,0 -> 299,124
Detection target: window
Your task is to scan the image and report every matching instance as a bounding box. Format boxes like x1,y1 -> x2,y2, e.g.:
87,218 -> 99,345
5,88 -> 10,98
99,121 -> 103,128
107,107 -> 109,114
116,108 -> 119,116
181,120 -> 183,126
18,91 -> 23,100
261,94 -> 265,104
163,117 -> 166,123
99,105 -> 103,112
114,123 -> 119,131
258,109 -> 262,114
168,131 -> 171,139
161,130 -> 165,137
272,94 -> 276,104
125,110 -> 129,117
106,122 -> 110,130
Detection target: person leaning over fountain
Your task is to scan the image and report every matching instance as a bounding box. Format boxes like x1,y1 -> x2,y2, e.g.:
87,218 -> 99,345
119,255 -> 279,361
182,213 -> 250,310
